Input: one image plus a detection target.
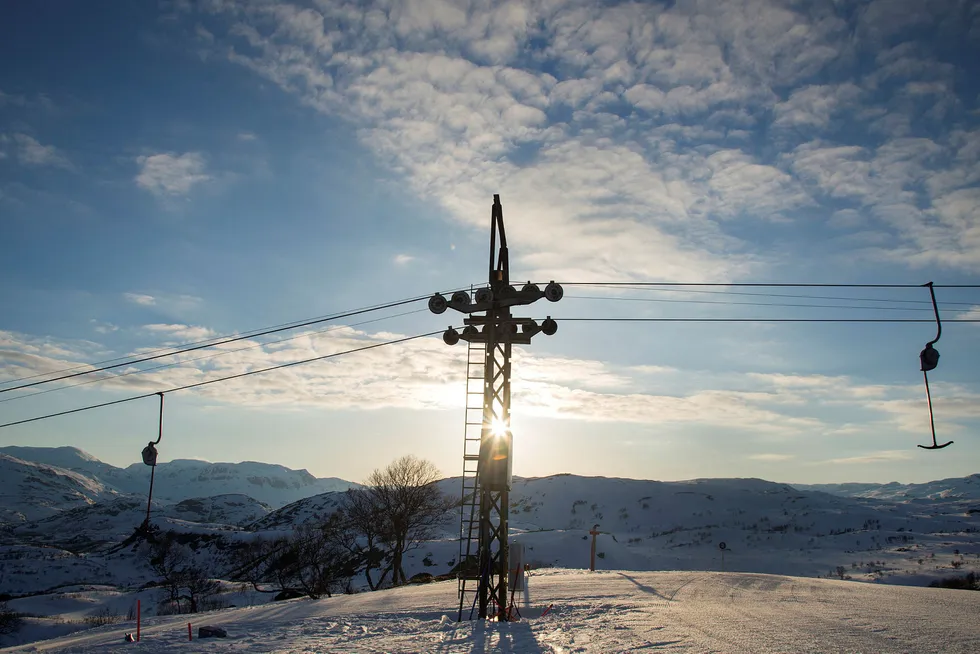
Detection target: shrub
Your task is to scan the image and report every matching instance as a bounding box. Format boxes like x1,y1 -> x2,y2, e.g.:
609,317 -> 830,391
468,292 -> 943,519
929,572 -> 979,591
0,601 -> 23,635
85,606 -> 120,627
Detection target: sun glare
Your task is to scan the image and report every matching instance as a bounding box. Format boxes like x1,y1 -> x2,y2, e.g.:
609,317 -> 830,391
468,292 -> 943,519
490,419 -> 508,437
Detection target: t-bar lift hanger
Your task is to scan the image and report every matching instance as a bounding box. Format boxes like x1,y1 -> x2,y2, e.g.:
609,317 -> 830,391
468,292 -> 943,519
140,392 -> 165,528
918,283 -> 952,450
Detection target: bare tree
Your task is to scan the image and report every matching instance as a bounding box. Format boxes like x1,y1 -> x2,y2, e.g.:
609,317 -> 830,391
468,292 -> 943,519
346,456 -> 456,587
230,514 -> 356,600
341,488 -> 387,590
143,532 -> 219,613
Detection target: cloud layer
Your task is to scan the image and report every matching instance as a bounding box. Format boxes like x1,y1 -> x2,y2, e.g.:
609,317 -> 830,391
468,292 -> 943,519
4,323 -> 978,445
178,0 -> 980,279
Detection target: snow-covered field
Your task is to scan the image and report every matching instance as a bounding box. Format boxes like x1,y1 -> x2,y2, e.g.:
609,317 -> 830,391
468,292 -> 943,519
3,569 -> 978,653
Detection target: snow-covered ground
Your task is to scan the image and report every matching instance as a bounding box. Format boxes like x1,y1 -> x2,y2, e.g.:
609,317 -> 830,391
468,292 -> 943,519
2,569 -> 978,653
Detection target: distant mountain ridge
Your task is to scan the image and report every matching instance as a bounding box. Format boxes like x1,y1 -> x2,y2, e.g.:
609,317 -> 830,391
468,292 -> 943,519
0,446 -> 358,512
794,474 -> 980,501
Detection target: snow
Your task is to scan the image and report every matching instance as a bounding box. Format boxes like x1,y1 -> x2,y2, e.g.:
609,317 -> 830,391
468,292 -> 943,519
0,455 -> 117,523
2,570 -> 978,653
0,447 -> 357,511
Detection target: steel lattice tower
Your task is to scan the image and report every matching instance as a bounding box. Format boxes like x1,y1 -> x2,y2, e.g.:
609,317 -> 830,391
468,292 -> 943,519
429,195 -> 562,620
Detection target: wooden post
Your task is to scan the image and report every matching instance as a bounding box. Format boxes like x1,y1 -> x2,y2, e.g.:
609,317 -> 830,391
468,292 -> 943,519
589,524 -> 600,571
188,623 -> 192,641
136,600 -> 140,642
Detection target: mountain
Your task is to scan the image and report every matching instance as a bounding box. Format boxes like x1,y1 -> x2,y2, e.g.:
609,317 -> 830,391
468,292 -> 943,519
0,454 -> 118,523
1,446 -> 977,602
120,458 -> 355,508
0,446 -> 358,509
794,474 -> 980,501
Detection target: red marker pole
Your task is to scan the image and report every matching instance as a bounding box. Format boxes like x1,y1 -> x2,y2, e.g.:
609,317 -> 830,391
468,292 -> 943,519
136,600 -> 140,642
188,623 -> 192,641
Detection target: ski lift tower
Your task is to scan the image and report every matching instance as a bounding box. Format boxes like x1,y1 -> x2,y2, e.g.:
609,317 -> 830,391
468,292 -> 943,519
429,195 -> 563,620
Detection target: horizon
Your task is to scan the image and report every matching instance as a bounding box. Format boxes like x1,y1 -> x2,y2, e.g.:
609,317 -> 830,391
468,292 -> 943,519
2,1 -> 979,485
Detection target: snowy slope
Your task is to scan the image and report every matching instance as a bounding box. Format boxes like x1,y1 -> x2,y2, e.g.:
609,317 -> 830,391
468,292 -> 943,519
167,495 -> 272,527
2,569 -> 978,653
0,455 -> 118,524
0,447 -> 358,509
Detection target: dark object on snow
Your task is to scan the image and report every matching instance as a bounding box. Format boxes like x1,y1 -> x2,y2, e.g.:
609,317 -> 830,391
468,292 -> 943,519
274,589 -> 305,601
198,625 -> 227,638
124,633 -> 135,642
409,573 -> 434,584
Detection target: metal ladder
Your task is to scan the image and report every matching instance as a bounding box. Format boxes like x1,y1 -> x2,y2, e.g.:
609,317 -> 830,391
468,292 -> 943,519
457,338 -> 486,620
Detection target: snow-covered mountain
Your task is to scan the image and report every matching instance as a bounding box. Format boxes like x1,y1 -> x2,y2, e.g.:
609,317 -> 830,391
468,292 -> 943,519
0,454 -> 118,523
0,446 -> 357,510
795,474 -> 980,501
1,446 -> 977,604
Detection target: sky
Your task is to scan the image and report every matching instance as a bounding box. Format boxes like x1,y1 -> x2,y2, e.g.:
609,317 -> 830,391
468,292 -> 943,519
1,0 -> 979,485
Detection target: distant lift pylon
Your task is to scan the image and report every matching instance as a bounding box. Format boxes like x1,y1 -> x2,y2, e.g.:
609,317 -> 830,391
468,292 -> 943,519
429,194 -> 563,620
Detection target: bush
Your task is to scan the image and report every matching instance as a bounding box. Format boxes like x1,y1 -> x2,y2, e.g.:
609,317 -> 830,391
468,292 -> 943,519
85,606 -> 120,627
929,572 -> 979,591
0,601 -> 24,635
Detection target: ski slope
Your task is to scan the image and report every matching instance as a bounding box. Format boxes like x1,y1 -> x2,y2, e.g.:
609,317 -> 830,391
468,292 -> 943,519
4,569 -> 978,653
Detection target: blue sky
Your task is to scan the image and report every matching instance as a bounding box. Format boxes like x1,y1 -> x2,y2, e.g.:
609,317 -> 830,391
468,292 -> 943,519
1,0 -> 979,484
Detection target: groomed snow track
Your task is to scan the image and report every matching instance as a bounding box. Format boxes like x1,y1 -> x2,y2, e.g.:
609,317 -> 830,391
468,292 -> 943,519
4,570 -> 979,653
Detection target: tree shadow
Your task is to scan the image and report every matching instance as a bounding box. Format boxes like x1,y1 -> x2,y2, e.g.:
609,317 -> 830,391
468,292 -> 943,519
616,572 -> 673,602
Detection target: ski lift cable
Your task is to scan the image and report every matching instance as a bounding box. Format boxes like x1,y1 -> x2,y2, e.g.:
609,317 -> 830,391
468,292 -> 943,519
554,318 -> 980,323
0,285 -> 476,395
0,308 -> 428,405
563,295 -> 945,312
0,329 -> 448,430
556,282 -> 980,288
570,284 -> 980,307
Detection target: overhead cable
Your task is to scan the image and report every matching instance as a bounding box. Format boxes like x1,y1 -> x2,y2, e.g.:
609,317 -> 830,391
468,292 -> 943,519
0,329 -> 444,430
556,318 -> 980,323
576,285 -> 979,307
0,290 -> 468,395
563,295 -> 941,312
0,308 -> 427,404
559,282 -> 980,288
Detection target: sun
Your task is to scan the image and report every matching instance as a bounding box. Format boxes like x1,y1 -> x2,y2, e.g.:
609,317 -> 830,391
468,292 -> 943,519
489,418 -> 509,438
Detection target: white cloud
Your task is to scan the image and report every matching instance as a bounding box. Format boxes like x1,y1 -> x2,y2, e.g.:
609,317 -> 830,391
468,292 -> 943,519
0,133 -> 71,169
143,323 -> 216,342
172,0 -> 980,277
823,450 -> 914,465
748,453 -> 795,462
958,306 -> 980,322
135,152 -> 210,196
89,319 -> 119,334
393,254 -> 415,265
237,132 -> 257,141
124,293 -> 157,306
